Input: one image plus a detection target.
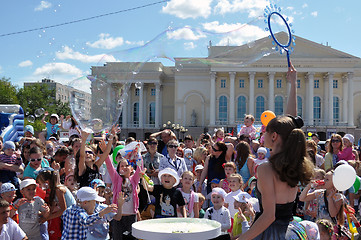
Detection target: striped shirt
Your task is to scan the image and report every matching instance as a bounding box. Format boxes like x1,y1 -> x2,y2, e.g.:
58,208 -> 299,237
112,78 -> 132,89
0,153 -> 21,165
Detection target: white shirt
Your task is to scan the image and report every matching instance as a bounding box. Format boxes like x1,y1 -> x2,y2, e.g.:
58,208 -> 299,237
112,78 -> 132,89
0,218 -> 26,240
225,189 -> 242,218
204,206 -> 231,233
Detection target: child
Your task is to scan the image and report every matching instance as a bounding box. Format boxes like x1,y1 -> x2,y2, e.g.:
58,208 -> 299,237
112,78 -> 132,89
206,178 -> 220,208
0,182 -> 18,223
224,174 -> 244,233
14,179 -> 50,240
219,162 -> 237,193
178,171 -> 199,218
231,192 -> 255,239
41,112 -> 60,141
253,147 -> 268,176
61,186 -> 122,240
214,128 -> 225,143
64,174 -> 77,198
23,146 -> 50,179
237,115 -> 257,141
303,169 -> 326,221
142,167 -> 186,218
193,165 -> 207,207
0,141 -> 23,191
316,219 -> 335,240
204,187 -> 231,239
338,134 -> 356,161
299,170 -> 344,223
198,193 -> 206,218
183,148 -> 194,171
90,178 -> 106,198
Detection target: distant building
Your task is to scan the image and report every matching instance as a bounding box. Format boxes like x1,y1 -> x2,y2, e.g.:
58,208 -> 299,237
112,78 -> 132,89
24,78 -> 91,119
91,32 -> 361,141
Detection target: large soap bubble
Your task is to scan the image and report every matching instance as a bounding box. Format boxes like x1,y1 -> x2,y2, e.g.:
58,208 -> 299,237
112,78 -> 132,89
68,75 -> 129,134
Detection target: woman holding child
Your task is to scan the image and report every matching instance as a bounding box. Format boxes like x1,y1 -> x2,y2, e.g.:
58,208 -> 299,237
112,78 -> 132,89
237,64 -> 314,240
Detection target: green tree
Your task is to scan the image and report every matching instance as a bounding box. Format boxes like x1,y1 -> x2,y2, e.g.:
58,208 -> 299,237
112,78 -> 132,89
0,77 -> 19,104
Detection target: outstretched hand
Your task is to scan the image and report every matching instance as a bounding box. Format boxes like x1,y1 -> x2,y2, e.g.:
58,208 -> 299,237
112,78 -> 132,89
286,62 -> 297,84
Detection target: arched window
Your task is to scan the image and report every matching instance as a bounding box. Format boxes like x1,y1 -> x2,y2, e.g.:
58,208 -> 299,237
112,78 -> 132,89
149,102 -> 155,124
333,96 -> 339,123
219,96 -> 228,122
313,96 -> 321,121
133,102 -> 139,125
274,96 -> 283,116
256,96 -> 265,119
297,96 -> 302,117
237,96 -> 247,121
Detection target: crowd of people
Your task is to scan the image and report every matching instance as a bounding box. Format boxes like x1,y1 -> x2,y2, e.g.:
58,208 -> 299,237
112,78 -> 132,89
1,64 -> 361,240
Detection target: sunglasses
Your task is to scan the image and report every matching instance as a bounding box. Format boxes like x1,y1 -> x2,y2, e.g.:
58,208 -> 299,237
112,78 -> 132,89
331,139 -> 341,143
30,158 -> 42,162
212,146 -> 221,152
148,142 -> 157,145
167,145 -> 178,149
86,151 -> 94,155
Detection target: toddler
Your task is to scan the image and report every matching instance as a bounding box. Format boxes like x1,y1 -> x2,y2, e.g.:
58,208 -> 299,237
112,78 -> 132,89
198,193 -> 206,218
219,162 -> 237,193
205,187 -> 231,239
205,178 -> 220,208
238,115 -> 257,141
253,147 -> 268,176
338,134 -> 355,161
214,128 -> 225,143
231,192 -> 255,239
0,141 -> 22,191
0,182 -> 18,223
41,112 -> 61,140
183,148 -> 194,171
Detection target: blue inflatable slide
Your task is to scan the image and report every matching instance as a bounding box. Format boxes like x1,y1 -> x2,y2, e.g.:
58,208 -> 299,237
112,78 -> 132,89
0,105 -> 24,142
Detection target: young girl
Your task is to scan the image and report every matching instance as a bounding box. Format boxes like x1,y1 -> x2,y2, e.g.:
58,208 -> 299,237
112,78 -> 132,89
64,174 -> 77,198
219,162 -> 237,193
178,171 -> 199,218
36,168 -> 76,240
316,219 -> 336,240
338,134 -> 356,161
224,173 -> 244,233
104,139 -> 141,240
41,112 -> 60,141
303,169 -> 326,221
214,128 -> 225,143
299,170 -> 344,224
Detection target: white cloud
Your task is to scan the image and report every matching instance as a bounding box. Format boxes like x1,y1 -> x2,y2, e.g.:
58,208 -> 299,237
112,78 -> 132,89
18,60 -> 33,67
162,0 -> 213,19
311,11 -> 318,17
56,46 -> 116,63
214,0 -> 268,18
125,40 -> 144,46
202,21 -> 267,45
184,42 -> 196,50
302,3 -> 308,8
33,63 -> 83,77
86,33 -> 125,49
167,27 -> 206,40
34,1 -> 52,11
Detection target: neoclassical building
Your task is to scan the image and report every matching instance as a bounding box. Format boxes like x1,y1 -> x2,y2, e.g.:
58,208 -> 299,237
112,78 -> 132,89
90,32 -> 361,141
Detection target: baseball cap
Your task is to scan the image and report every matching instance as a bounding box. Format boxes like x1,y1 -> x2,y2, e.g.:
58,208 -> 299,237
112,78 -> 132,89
195,165 -> 204,171
233,192 -> 252,203
343,134 -> 355,145
211,187 -> 226,199
77,187 -> 106,202
3,141 -> 15,151
0,183 -> 17,194
24,125 -> 34,135
158,168 -> 180,187
90,179 -> 106,188
20,179 -> 37,190
210,178 -> 220,184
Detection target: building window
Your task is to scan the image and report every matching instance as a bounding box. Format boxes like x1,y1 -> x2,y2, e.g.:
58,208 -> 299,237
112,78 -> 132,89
333,79 -> 338,89
276,79 -> 282,88
239,79 -> 245,88
275,96 -> 283,116
297,96 -> 302,117
237,96 -> 247,121
221,79 -> 226,88
151,88 -> 156,96
135,88 -> 139,96
257,79 -> 263,88
314,79 -> 319,88
297,79 -> 301,88
149,102 -> 155,124
333,96 -> 339,123
133,102 -> 139,124
256,96 -> 265,119
219,96 -> 228,122
313,96 -> 321,121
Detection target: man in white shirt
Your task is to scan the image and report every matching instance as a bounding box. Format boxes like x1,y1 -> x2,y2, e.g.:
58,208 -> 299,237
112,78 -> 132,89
0,199 -> 27,240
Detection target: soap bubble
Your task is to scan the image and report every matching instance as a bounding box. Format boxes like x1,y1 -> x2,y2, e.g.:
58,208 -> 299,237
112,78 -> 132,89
27,115 -> 35,123
68,75 -> 130,134
35,108 -> 45,117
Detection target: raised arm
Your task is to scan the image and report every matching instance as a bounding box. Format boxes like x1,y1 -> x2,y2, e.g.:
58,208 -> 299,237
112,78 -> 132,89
285,63 -> 297,116
41,111 -> 49,125
78,131 -> 90,177
197,156 -> 209,192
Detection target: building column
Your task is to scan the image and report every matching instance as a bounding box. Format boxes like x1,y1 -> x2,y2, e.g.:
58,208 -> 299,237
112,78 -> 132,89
229,72 -> 236,124
268,72 -> 275,111
327,73 -> 334,125
210,72 -> 216,126
348,72 -> 354,126
139,82 -> 144,128
249,72 -> 255,116
323,75 -> 329,125
155,83 -> 161,128
342,75 -> 348,123
306,72 -> 314,125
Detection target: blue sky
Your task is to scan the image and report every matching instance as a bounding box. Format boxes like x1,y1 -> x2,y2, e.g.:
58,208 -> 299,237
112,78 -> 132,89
1,0 -> 360,88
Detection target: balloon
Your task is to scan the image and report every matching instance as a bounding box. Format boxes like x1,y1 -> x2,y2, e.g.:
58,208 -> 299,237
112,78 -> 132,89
260,110 -> 276,126
112,145 -> 125,165
353,176 -> 361,193
333,164 -> 356,191
307,132 -> 312,137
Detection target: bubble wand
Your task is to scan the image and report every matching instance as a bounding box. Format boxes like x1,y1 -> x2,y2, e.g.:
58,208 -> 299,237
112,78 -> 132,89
264,4 -> 296,67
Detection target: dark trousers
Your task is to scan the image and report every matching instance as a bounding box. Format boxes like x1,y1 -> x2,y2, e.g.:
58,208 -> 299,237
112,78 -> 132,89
111,215 -> 137,240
